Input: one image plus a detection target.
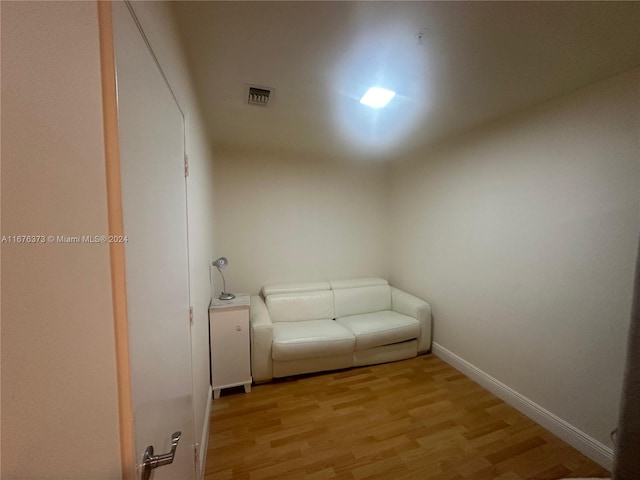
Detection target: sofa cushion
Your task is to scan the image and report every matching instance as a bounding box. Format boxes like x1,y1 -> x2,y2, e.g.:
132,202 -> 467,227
266,290 -> 334,322
336,310 -> 420,351
262,280 -> 330,297
272,320 -> 355,361
332,285 -> 391,318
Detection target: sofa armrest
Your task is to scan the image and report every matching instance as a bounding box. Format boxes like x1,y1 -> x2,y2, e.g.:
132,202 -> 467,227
391,287 -> 432,353
250,295 -> 274,383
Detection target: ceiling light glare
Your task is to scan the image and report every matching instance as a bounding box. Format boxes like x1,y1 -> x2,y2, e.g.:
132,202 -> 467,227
359,87 -> 396,108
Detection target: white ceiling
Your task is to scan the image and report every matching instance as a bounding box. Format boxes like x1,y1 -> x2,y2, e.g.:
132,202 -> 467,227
172,1 -> 640,161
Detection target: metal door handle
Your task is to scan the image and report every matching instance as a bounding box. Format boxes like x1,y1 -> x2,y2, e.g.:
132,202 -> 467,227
141,431 -> 181,480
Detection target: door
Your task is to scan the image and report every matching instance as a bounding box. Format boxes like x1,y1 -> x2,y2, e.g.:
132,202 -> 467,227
112,2 -> 195,479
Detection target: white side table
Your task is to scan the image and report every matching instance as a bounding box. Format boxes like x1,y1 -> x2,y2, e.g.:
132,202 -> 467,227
209,294 -> 252,399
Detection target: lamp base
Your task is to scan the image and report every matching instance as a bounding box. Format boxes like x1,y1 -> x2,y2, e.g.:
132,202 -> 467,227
218,292 -> 236,301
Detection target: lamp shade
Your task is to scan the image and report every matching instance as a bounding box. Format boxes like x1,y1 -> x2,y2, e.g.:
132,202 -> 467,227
212,257 -> 228,269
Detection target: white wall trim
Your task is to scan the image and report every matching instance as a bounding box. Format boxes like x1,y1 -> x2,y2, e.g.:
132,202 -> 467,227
431,342 -> 614,470
199,386 -> 213,480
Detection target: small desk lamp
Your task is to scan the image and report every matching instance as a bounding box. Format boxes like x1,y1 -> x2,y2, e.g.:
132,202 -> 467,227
212,257 -> 235,300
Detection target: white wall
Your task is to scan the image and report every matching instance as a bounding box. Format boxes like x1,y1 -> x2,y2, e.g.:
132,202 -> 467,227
128,2 -> 217,474
390,69 -> 640,451
1,2 -> 121,478
212,150 -> 390,294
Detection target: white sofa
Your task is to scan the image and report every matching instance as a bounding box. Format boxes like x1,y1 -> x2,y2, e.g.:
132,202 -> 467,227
250,278 -> 431,383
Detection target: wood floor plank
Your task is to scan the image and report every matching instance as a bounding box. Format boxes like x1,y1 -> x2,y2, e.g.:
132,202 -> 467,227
205,355 -> 610,479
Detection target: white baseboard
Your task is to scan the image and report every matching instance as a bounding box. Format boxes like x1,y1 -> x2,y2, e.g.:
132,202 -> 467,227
432,342 -> 614,470
199,385 -> 213,480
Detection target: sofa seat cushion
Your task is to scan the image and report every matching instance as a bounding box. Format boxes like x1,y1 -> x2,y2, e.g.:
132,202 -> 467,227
336,311 -> 420,351
272,320 -> 355,361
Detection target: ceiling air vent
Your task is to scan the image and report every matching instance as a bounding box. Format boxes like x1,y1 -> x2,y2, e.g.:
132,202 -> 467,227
247,86 -> 272,106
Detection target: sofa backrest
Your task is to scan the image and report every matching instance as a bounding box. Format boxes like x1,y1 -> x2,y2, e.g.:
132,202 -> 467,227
262,281 -> 331,297
266,290 -> 335,322
261,278 -> 392,321
262,280 -> 334,322
329,278 -> 391,317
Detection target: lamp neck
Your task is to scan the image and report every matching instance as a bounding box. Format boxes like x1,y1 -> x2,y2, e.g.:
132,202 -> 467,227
216,266 -> 227,293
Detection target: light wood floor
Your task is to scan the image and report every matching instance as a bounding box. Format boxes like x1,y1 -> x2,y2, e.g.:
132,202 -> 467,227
205,354 -> 610,480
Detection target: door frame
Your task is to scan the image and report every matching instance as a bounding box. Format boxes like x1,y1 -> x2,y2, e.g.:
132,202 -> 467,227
97,2 -> 135,478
